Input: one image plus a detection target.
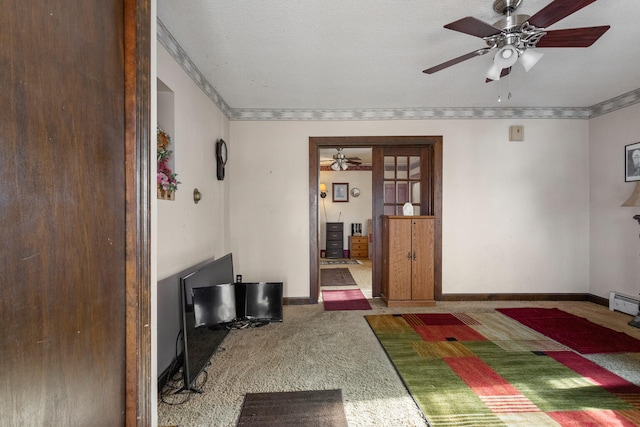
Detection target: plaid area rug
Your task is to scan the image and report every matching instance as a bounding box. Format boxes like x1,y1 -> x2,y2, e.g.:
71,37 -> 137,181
366,311 -> 640,426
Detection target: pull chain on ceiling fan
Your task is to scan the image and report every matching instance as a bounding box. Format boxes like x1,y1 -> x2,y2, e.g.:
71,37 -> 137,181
423,0 -> 610,82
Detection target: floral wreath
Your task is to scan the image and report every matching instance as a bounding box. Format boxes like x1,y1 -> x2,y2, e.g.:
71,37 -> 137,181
157,127 -> 180,192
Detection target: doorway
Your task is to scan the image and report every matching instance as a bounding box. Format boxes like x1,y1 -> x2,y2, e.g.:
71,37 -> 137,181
319,147 -> 373,299
309,136 -> 443,304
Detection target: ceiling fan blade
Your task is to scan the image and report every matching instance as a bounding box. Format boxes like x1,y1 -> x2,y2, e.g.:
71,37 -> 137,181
423,48 -> 490,74
485,67 -> 511,83
444,17 -> 501,38
536,26 -> 610,48
528,0 -> 597,29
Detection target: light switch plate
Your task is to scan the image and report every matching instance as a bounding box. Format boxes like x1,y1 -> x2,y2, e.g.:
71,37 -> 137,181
509,125 -> 524,142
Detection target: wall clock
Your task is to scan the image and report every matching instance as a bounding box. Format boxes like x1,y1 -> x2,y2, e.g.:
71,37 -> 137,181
350,187 -> 360,198
216,139 -> 227,180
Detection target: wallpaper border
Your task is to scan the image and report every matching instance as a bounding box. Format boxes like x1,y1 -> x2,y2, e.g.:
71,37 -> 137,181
158,19 -> 640,122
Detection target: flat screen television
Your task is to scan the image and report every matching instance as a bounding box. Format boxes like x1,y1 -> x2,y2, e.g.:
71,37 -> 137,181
179,253 -> 234,393
235,282 -> 283,323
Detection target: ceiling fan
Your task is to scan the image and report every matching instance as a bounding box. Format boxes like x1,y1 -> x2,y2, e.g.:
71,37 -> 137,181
321,148 -> 362,171
423,0 -> 610,82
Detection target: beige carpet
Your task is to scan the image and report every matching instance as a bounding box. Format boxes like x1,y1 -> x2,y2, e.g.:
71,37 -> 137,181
158,299 -> 640,427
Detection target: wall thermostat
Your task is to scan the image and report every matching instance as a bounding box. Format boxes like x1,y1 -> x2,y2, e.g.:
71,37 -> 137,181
509,125 -> 524,142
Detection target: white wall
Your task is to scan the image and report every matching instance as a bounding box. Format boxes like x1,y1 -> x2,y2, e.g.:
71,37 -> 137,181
589,103 -> 640,300
319,169 -> 372,251
156,44 -> 231,279
230,119 -> 590,298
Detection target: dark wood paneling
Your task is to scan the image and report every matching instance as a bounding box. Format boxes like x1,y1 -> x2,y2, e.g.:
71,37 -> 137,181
124,0 -> 152,424
1,1 -> 150,424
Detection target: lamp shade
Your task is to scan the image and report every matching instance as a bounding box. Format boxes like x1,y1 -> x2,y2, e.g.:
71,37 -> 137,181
494,45 -> 519,69
519,49 -> 543,72
330,162 -> 340,171
622,182 -> 640,207
486,63 -> 502,81
319,183 -> 327,193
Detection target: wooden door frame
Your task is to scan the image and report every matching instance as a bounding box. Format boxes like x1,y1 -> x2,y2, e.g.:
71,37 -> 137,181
309,136 -> 443,304
124,0 -> 152,423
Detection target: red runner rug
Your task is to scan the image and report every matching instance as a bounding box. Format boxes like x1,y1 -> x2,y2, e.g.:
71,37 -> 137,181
497,307 -> 640,354
322,289 -> 371,311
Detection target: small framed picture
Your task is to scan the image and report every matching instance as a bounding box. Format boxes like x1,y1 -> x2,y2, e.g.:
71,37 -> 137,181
332,183 -> 349,202
625,142 -> 640,182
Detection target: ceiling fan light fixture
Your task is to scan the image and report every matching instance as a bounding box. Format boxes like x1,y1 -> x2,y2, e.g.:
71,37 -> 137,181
519,48 -> 543,72
486,63 -> 503,81
341,162 -> 348,170
494,45 -> 519,69
330,162 -> 340,171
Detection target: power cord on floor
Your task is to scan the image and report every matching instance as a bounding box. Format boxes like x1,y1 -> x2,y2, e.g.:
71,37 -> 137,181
158,320 -> 272,405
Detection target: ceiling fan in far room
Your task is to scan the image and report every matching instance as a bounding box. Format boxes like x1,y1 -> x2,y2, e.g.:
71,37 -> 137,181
423,0 -> 610,82
320,148 -> 362,171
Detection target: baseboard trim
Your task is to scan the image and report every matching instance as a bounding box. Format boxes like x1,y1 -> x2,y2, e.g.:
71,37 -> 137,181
439,293 -> 591,302
285,293 -> 610,307
284,297 -> 310,305
587,294 -> 609,307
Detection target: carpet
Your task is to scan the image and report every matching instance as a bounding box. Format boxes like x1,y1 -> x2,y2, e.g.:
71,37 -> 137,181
322,289 -> 372,311
497,307 -> 640,354
320,259 -> 362,265
236,389 -> 348,427
320,268 -> 357,287
366,311 -> 640,426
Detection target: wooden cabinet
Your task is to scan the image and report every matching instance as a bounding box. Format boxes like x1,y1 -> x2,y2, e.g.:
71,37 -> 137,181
381,216 -> 435,307
325,222 -> 344,259
349,236 -> 368,259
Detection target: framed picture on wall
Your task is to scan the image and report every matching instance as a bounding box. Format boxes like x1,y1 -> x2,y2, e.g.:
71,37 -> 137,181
332,183 -> 349,202
625,142 -> 640,182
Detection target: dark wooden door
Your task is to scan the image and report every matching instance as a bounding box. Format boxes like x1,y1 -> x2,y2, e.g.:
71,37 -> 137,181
372,143 -> 442,298
1,1 -> 149,424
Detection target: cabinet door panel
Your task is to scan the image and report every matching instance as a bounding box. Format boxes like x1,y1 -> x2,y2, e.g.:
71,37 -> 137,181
387,218 -> 412,300
412,218 -> 435,300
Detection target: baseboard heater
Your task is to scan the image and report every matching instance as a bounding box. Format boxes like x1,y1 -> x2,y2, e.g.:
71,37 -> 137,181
609,291 -> 640,316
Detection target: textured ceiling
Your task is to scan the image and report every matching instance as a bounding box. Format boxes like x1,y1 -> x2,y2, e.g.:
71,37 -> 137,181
157,0 -> 640,110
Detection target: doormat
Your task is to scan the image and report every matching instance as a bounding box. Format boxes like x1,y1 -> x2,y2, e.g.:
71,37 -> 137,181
320,259 -> 362,265
237,389 -> 348,427
321,268 -> 357,287
497,307 -> 640,354
322,289 -> 372,311
366,312 -> 640,426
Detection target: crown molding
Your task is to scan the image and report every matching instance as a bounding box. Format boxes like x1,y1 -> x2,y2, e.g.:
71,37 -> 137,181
589,88 -> 640,119
157,19 -> 231,119
229,107 -> 592,121
158,19 -> 640,122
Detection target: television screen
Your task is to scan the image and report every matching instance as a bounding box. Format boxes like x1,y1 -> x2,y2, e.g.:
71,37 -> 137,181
242,282 -> 283,322
192,283 -> 236,327
182,253 -> 234,309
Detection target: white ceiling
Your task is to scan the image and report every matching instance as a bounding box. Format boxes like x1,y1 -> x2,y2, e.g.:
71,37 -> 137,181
157,0 -> 640,111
